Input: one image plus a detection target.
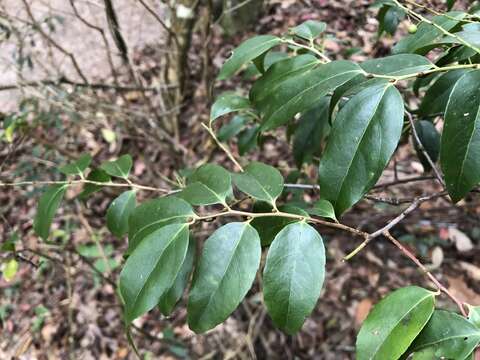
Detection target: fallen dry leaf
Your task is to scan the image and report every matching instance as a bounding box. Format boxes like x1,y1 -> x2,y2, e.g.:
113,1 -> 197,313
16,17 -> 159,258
447,276 -> 480,305
448,227 -> 474,253
460,261 -> 480,281
355,298 -> 373,328
430,246 -> 444,269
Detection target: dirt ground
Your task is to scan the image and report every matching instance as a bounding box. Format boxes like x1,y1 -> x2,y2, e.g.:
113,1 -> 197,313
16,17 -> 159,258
1,0 -> 480,359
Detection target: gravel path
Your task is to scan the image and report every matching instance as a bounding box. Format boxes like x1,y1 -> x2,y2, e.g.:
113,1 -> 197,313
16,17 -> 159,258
0,0 -> 166,110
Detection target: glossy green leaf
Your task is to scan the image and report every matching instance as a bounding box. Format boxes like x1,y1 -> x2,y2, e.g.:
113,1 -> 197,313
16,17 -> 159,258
263,222 -> 325,334
360,54 -> 433,76
306,199 -> 337,221
329,75 -> 376,121
217,115 -> 249,142
377,5 -> 405,36
251,202 -> 309,246
293,97 -> 330,167
468,305 -> 480,328
237,124 -> 260,155
78,168 -> 111,199
250,54 -> 318,109
254,60 -> 363,131
187,222 -> 261,333
158,236 -> 195,316
441,70 -> 480,202
210,92 -> 250,122
418,69 -> 469,116
217,35 -> 282,80
127,197 -> 194,253
178,164 -> 232,206
100,154 -> 132,179
106,190 -> 136,237
120,223 -> 189,323
393,11 -> 466,54
413,120 -> 440,172
436,46 -> 477,67
442,30 -> 480,50
233,161 -> 284,205
291,20 -> 326,41
33,184 -> 68,240
59,154 -> 92,175
409,310 -> 480,359
356,286 -> 435,360
319,84 -> 404,216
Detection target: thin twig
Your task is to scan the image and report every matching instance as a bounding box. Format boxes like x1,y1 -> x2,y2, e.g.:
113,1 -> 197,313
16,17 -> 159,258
384,231 -> 467,316
0,178 -> 171,193
344,192 -> 446,259
201,123 -> 244,172
406,111 -> 445,187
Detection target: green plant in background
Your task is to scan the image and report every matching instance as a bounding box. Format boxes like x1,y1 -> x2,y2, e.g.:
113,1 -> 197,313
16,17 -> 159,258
2,0 -> 480,358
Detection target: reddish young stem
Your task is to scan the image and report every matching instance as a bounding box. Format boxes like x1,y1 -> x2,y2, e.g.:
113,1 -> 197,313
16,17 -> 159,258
384,231 -> 467,317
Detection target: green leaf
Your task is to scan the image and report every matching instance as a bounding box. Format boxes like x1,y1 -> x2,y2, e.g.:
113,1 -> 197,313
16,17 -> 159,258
441,70 -> 480,202
263,222 -> 325,334
106,190 -> 136,237
409,310 -> 480,359
210,92 -> 250,122
436,46 -> 478,67
291,20 -> 326,41
127,197 -> 194,254
217,35 -> 282,80
158,235 -> 195,316
413,120 -> 440,173
254,60 -> 363,131
59,154 -> 92,175
100,154 -> 132,179
319,84 -> 404,216
217,115 -> 249,142
293,97 -> 330,167
356,286 -> 435,360
250,54 -> 319,110
237,124 -> 260,155
2,258 -> 18,282
233,161 -> 284,205
418,69 -> 469,116
306,199 -> 337,221
392,11 -> 466,54
360,54 -> 433,76
468,304 -> 480,328
178,164 -> 232,206
250,202 -> 309,246
187,222 -> 261,333
377,5 -> 405,36
33,184 -> 68,240
441,30 -> 480,50
78,168 -> 111,199
120,223 -> 189,323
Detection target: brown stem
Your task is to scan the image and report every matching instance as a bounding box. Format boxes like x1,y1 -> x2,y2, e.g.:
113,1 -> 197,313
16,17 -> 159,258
384,231 -> 467,317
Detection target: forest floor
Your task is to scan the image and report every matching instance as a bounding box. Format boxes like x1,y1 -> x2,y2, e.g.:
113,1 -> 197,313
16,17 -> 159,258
1,0 -> 480,359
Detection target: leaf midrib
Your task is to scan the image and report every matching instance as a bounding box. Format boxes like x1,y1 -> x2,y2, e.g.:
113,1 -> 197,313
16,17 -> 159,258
416,332 -> 480,349
369,292 -> 433,359
252,59 -> 319,104
284,224 -> 303,329
264,68 -> 362,127
196,223 -> 249,326
334,84 -> 390,204
129,224 -> 187,319
131,214 -> 192,245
